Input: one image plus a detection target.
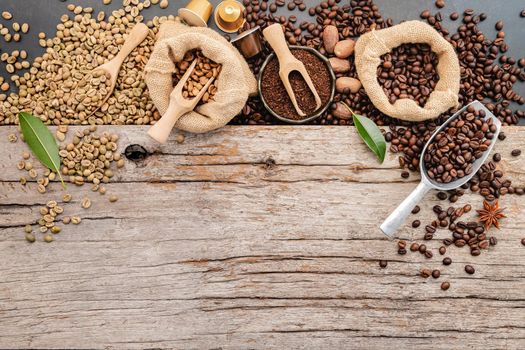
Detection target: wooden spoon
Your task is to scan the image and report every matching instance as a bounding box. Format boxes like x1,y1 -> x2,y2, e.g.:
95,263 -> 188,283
147,60 -> 216,144
74,22 -> 150,117
262,23 -> 322,117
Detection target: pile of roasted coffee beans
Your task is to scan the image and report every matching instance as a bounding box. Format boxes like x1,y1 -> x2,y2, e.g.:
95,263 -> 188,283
233,0 -> 525,166
424,106 -> 495,184
378,43 -> 439,107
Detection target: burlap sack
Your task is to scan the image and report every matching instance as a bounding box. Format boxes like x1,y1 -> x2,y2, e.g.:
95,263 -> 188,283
145,22 -> 257,133
354,20 -> 460,122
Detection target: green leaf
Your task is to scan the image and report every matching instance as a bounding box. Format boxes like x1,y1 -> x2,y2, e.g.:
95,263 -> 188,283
18,112 -> 66,188
342,103 -> 387,163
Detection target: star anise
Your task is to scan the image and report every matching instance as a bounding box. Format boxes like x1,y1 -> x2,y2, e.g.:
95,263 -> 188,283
477,200 -> 506,230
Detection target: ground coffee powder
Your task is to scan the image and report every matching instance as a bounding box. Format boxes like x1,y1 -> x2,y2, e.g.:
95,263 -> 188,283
260,49 -> 331,121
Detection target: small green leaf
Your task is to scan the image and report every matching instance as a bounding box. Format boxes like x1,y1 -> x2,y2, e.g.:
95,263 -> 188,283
19,112 -> 66,188
342,103 -> 387,163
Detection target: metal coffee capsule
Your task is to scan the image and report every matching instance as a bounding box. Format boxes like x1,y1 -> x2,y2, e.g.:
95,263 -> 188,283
178,0 -> 214,27
214,0 -> 246,33
231,26 -> 263,59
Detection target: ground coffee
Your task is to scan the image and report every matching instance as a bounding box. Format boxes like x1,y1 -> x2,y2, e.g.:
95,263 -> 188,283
260,49 -> 331,120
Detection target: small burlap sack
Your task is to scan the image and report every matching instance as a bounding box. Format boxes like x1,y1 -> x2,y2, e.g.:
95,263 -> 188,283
354,20 -> 460,122
145,22 -> 257,133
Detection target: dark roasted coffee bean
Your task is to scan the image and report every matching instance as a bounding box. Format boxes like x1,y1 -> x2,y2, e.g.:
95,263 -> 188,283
511,149 -> 521,157
521,238 -> 525,246
401,171 -> 410,179
443,257 -> 452,265
379,260 -> 388,268
410,242 -> 419,252
418,244 -> 427,253
471,248 -> 481,256
412,220 -> 421,228
492,153 -> 501,162
495,20 -> 504,31
435,0 -> 445,9
398,248 -> 407,255
432,269 -> 440,278
425,225 -> 436,233
441,281 -> 450,290
437,191 -> 447,200
439,246 -> 446,255
464,265 -> 475,274
450,12 -> 459,20
424,250 -> 433,259
412,205 -> 421,214
420,268 -> 432,278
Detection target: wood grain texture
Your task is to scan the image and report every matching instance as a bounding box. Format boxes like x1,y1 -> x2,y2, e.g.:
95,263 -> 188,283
0,125 -> 524,349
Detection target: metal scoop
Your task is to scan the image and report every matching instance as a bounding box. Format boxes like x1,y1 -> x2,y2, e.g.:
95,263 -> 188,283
262,23 -> 322,117
380,100 -> 502,238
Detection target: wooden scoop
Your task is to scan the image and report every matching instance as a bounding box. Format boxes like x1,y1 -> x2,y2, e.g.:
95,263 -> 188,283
262,23 -> 322,117
147,60 -> 215,144
73,22 -> 150,117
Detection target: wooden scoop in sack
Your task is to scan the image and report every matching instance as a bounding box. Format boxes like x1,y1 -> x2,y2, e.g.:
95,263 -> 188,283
148,60 -> 215,144
262,23 -> 322,117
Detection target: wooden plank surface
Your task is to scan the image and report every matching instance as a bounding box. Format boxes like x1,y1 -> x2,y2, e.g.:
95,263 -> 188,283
0,125 -> 524,349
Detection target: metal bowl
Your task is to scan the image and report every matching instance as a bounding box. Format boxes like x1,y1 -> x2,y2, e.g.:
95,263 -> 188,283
258,46 -> 336,124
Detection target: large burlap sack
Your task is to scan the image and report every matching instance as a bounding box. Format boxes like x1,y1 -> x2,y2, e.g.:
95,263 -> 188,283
145,22 -> 257,133
354,20 -> 460,122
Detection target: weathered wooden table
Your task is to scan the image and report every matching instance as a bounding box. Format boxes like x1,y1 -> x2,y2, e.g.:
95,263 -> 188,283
1,125 -> 524,349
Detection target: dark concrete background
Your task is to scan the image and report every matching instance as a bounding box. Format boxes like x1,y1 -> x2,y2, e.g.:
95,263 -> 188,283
0,0 -> 523,118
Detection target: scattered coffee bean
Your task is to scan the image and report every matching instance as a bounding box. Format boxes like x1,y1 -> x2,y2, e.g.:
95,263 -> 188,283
379,260 -> 388,268
410,242 -> 419,252
439,246 -> 446,255
435,0 -> 445,9
521,238 -> 525,246
464,265 -> 475,274
432,269 -> 440,278
492,153 -> 501,162
441,281 -> 450,290
411,205 -> 421,214
443,257 -> 452,265
511,149 -> 521,157
421,268 -> 432,278
412,220 -> 421,228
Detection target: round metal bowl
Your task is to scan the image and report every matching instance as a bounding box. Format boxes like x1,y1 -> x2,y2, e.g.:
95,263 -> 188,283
258,46 -> 336,124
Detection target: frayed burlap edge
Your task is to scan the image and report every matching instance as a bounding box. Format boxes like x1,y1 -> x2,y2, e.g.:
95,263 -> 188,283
145,22 -> 257,133
354,20 -> 460,122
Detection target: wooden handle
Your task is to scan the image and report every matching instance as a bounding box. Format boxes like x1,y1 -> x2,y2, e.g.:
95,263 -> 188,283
262,24 -> 294,63
147,101 -> 188,144
115,23 -> 150,64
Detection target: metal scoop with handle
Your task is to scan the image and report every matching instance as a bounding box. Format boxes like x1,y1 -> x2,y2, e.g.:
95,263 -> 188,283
380,100 -> 502,238
262,23 -> 322,117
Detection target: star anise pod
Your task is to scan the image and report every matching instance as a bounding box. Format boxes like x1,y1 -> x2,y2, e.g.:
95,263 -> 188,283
477,200 -> 506,230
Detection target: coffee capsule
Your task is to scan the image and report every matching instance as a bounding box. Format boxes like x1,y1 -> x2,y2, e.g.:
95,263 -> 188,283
214,0 -> 246,33
231,26 -> 263,59
178,0 -> 213,27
